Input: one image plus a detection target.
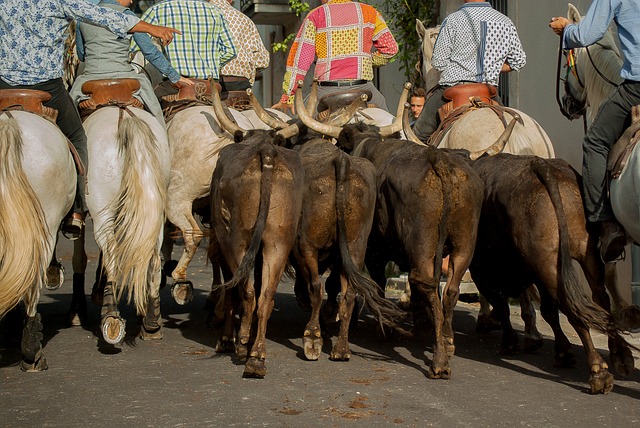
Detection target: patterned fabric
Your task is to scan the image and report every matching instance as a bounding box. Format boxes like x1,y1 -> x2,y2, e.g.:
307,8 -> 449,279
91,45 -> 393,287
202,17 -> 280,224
135,0 -> 236,80
208,0 -> 269,84
432,2 -> 525,87
0,0 -> 139,86
563,0 -> 640,81
280,0 -> 397,105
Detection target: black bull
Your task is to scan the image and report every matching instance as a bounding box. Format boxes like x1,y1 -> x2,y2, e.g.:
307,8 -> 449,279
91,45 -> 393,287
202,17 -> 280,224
469,153 -> 635,394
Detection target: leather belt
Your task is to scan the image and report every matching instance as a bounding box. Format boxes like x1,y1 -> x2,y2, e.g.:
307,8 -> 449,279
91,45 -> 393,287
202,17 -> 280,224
318,79 -> 368,87
221,76 -> 249,83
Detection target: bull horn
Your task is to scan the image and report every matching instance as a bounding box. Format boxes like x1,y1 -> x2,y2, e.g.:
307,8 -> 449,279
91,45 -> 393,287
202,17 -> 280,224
402,102 -> 426,145
275,122 -> 301,139
326,94 -> 367,127
211,83 -> 246,136
295,81 -> 343,138
378,82 -> 412,137
307,80 -> 318,115
247,88 -> 288,130
469,113 -> 520,160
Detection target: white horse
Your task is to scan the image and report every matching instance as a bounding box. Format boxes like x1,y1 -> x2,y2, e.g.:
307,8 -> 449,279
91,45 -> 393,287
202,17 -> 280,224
0,109 -> 76,370
83,104 -> 170,344
560,3 -> 640,328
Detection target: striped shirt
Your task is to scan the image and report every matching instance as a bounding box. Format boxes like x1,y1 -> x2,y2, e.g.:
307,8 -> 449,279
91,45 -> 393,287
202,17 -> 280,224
208,0 -> 269,84
136,0 -> 236,80
0,0 -> 139,86
432,2 -> 526,87
280,0 -> 397,105
563,0 -> 640,82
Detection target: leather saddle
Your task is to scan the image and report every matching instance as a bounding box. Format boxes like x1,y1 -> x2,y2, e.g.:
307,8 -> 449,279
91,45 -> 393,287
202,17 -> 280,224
161,79 -> 221,104
317,90 -> 371,114
608,105 -> 640,179
438,83 -> 498,121
0,89 -> 58,122
221,90 -> 251,111
79,78 -> 143,114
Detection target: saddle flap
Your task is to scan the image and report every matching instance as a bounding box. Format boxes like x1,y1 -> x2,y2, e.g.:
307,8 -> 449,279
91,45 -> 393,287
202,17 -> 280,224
0,89 -> 58,122
317,90 -> 371,114
81,78 -> 141,107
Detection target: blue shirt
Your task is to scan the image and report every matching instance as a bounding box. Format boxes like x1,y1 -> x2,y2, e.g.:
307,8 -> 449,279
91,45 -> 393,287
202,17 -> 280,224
563,0 -> 640,81
76,0 -> 181,83
0,0 -> 139,85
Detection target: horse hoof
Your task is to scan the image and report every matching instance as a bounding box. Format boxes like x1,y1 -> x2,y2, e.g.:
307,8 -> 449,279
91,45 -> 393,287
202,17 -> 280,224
45,263 -> 64,290
139,326 -> 163,341
171,281 -> 194,305
101,315 -> 126,345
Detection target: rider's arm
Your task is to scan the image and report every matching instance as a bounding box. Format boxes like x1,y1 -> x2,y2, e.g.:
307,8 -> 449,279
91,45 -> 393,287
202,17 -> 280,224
75,24 -> 86,62
133,32 -> 181,84
562,1 -> 616,49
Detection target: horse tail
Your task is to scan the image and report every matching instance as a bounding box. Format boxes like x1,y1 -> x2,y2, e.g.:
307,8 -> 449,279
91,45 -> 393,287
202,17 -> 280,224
531,159 -> 629,342
106,113 -> 166,315
0,118 -> 50,318
222,145 -> 275,290
333,152 -> 404,328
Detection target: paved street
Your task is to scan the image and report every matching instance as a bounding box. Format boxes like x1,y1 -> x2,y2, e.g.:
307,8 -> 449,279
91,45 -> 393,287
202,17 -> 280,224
1,224 -> 640,427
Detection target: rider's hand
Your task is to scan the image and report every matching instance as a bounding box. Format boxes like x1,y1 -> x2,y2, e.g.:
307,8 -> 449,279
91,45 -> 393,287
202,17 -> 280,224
549,17 -> 570,36
130,21 -> 181,46
176,77 -> 194,87
272,101 -> 295,115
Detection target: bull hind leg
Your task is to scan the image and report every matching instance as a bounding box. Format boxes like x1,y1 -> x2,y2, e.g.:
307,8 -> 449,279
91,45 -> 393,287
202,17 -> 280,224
537,289 -> 576,367
519,286 -> 543,352
296,248 -> 324,361
330,272 -> 356,361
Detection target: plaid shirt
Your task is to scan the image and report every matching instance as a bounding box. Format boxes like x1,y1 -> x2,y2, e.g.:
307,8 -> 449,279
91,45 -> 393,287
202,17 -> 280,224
280,0 -> 397,104
136,0 -> 236,80
208,0 -> 269,84
0,0 -> 138,86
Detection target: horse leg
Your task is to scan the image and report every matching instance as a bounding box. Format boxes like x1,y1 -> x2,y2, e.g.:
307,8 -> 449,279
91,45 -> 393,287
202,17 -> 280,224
140,249 -> 163,340
68,227 -> 88,326
603,262 -> 640,330
167,207 -> 202,305
20,287 -> 47,372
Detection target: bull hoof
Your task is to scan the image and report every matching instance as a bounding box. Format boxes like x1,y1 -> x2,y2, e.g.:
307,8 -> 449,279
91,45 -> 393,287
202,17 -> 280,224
427,365 -> 451,380
554,349 -> 577,368
139,326 -> 163,341
619,305 -> 640,331
45,263 -> 64,291
101,315 -> 126,345
243,357 -> 266,378
329,348 -> 351,361
475,314 -> 502,333
171,281 -> 194,306
215,337 -> 235,354
523,336 -> 544,353
611,346 -> 635,377
20,353 -> 48,372
589,370 -> 614,394
236,343 -> 249,361
303,329 -> 323,361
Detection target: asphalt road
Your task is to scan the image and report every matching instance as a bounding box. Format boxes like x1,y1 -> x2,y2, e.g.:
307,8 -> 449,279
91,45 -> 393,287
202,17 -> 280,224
1,224 -> 640,427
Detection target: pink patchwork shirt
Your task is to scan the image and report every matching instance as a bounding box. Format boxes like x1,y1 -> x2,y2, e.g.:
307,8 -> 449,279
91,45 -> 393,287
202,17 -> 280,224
280,0 -> 398,104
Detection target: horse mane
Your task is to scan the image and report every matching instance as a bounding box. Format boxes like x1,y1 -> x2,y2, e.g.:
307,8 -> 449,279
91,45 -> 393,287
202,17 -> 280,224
576,30 -> 623,120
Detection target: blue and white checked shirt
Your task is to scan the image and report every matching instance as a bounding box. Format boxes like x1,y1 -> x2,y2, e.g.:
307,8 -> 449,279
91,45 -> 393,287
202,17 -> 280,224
563,0 -> 640,82
0,0 -> 139,85
432,2 -> 526,87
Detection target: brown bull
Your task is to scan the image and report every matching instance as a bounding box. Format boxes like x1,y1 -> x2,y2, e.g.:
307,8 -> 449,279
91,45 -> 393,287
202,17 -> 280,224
210,129 -> 304,378
336,122 -> 485,379
289,136 -> 404,361
469,154 -> 635,394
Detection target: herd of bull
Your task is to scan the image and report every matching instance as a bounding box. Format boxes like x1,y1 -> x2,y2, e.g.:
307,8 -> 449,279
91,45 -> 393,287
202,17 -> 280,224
186,82 -> 636,394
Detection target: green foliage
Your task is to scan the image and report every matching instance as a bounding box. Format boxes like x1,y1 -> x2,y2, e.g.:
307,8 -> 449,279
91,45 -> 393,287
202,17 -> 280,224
376,0 -> 439,86
288,0 -> 310,16
272,33 -> 296,53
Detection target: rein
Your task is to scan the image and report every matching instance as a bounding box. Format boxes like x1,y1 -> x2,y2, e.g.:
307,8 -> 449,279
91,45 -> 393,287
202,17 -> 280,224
556,36 -> 578,121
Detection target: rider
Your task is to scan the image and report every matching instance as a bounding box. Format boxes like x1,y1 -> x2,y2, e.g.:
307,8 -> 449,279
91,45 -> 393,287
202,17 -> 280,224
550,0 -> 640,263
413,0 -> 526,143
70,0 -> 194,129
0,0 -> 180,239
271,0 -> 398,114
208,0 -> 269,95
135,0 -> 237,100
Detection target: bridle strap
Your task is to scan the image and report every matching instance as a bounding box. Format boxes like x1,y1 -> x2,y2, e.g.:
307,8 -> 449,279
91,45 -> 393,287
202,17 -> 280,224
556,35 -> 575,120
585,43 -> 620,88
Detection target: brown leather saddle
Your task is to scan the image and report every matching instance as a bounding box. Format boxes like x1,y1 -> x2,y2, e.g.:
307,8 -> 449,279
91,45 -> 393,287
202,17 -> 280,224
79,78 -> 143,117
315,90 -> 372,121
438,83 -> 498,121
608,105 -> 640,179
161,78 -> 221,103
0,89 -> 58,122
221,90 -> 251,111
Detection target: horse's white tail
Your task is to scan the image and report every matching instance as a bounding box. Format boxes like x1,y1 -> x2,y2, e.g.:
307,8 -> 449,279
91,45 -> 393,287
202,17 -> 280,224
0,118 -> 50,318
102,114 -> 166,315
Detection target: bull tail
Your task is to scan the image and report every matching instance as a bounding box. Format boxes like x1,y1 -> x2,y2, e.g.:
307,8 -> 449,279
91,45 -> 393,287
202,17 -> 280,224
0,118 -> 50,318
427,149 -> 451,289
531,159 -> 630,342
334,153 -> 404,328
222,145 -> 275,289
101,113 -> 167,316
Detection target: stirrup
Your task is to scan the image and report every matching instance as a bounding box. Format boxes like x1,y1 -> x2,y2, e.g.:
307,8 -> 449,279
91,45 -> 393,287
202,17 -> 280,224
61,214 -> 85,241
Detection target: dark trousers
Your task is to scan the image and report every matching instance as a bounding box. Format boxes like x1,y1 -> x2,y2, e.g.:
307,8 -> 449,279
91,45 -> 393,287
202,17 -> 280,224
582,80 -> 640,222
0,78 -> 88,213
